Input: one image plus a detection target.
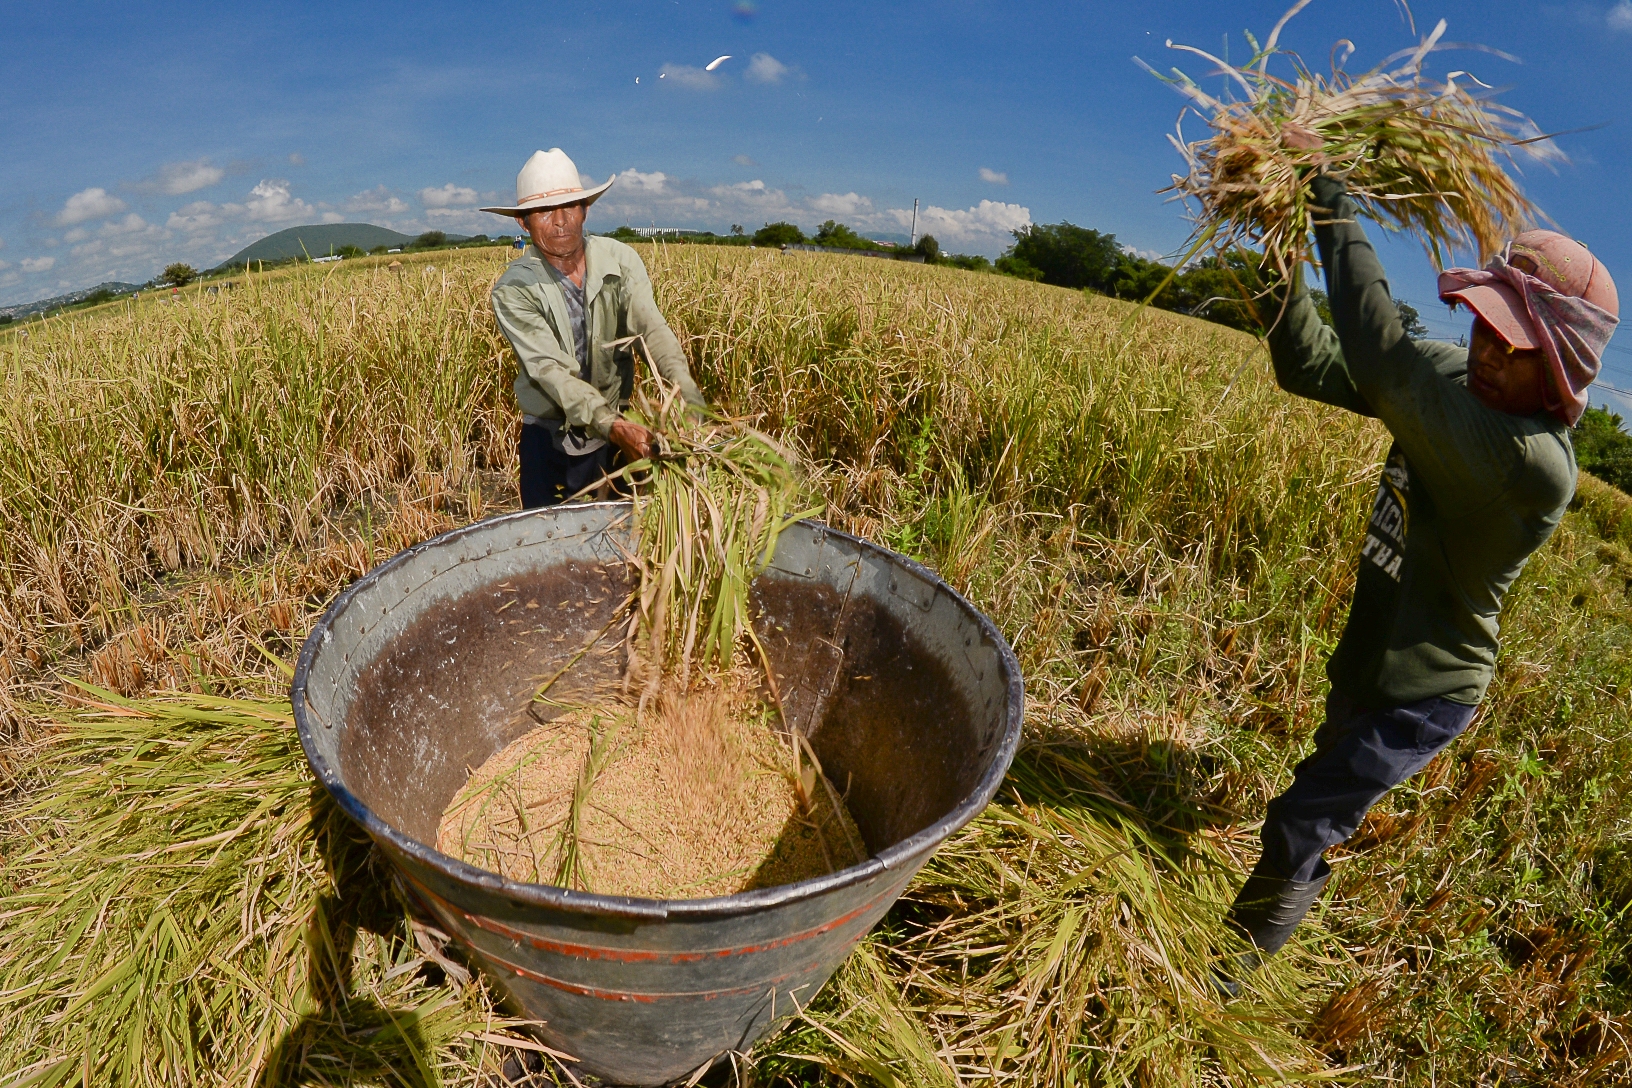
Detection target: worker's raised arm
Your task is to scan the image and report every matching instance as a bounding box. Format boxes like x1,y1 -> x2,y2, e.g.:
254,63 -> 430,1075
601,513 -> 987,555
1310,175 -> 1524,512
621,255 -> 707,411
1264,267 -> 1373,416
491,282 -> 619,437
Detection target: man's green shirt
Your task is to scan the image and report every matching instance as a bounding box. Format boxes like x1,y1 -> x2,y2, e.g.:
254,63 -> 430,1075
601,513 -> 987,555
490,236 -> 705,437
1267,176 -> 1576,707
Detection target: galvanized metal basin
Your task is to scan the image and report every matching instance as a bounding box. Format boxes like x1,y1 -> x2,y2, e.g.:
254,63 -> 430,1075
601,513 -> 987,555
292,502 -> 1022,1086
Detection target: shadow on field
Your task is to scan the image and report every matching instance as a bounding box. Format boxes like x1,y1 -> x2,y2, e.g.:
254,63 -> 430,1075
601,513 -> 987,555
1014,740 -> 1240,841
256,788 -> 437,1088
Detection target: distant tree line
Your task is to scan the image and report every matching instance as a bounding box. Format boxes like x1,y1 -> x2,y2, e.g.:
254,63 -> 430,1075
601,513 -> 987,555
992,221 -> 1430,338
599,217 -> 1432,338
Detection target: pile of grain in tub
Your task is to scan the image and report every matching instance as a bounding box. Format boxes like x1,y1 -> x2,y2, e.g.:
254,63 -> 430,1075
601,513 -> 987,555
436,681 -> 864,898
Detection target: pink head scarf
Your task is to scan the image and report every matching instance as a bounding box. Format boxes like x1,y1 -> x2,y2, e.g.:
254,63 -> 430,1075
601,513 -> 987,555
1438,231 -> 1619,426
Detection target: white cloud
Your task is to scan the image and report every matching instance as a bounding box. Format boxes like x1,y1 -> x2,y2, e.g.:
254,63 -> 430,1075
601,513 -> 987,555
72,240 -> 104,257
64,228 -> 89,243
102,213 -> 152,236
979,167 -> 1010,185
0,260 -> 8,270
136,159 -> 225,195
321,211 -> 345,224
618,169 -> 669,192
745,53 -> 791,83
418,183 -> 478,208
1611,1 -> 1632,29
811,192 -> 872,215
21,256 -> 56,273
289,152 -> 306,166
167,201 -> 223,232
347,185 -> 411,214
425,207 -> 503,231
233,179 -> 318,223
716,179 -> 766,193
55,187 -> 128,226
732,154 -> 757,166
659,64 -> 718,90
890,199 -> 1031,245
1122,244 -> 1165,262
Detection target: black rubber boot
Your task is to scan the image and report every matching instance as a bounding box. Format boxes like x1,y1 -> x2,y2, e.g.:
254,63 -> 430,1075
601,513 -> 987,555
1212,865 -> 1330,999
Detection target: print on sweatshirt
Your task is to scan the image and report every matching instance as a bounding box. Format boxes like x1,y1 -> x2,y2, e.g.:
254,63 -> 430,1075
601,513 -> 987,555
1360,448 -> 1409,583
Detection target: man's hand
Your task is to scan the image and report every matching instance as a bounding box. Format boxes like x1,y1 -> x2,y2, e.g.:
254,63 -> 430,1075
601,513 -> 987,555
1280,121 -> 1323,151
609,418 -> 658,463
1281,121 -> 1328,176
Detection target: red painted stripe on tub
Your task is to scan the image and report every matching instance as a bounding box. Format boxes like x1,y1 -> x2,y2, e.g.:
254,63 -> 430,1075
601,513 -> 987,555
481,948 -> 825,1003
405,874 -> 895,964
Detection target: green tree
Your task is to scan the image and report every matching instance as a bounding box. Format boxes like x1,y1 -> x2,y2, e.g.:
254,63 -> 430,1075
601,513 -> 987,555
1168,251 -> 1271,333
914,235 -> 941,263
368,245 -> 389,255
412,231 -> 447,249
752,222 -> 806,247
1108,254 -> 1179,307
944,253 -> 992,272
334,245 -> 365,259
813,220 -> 874,250
1307,289 -> 1428,338
730,224 -> 745,237
1395,300 -> 1428,339
602,226 -> 643,243
1575,405 -> 1632,493
995,254 -> 1043,281
161,263 -> 197,288
1006,222 -> 1123,292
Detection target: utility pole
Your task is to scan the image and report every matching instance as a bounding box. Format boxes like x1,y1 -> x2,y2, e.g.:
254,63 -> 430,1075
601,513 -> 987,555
909,199 -> 919,247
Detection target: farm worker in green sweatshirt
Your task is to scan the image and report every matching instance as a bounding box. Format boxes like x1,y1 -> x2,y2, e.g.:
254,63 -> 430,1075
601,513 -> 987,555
1217,157 -> 1620,995
482,148 -> 708,507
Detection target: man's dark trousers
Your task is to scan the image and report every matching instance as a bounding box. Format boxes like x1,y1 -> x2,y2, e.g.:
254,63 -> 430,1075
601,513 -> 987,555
1256,690 -> 1478,883
518,421 -> 619,509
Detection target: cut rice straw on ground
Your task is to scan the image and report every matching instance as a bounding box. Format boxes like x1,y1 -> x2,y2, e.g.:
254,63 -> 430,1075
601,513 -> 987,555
0,686 -> 535,1087
1142,1 -> 1562,288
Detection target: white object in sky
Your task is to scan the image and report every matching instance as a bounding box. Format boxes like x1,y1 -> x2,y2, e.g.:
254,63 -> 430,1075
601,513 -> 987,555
705,55 -> 732,71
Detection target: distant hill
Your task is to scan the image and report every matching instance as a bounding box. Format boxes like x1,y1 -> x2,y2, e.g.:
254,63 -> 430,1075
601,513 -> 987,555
222,224 -> 468,267
0,281 -> 143,320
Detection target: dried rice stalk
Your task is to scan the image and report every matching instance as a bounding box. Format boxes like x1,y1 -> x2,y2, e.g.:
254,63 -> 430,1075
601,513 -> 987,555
1143,1 -> 1562,283
610,371 -> 820,702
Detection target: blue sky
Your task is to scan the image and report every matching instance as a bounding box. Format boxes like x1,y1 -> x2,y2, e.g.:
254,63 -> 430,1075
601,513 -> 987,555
5,0 -> 1632,409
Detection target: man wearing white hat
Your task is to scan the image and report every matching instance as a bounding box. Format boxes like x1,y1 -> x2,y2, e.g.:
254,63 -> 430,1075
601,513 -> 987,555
484,148 -> 708,507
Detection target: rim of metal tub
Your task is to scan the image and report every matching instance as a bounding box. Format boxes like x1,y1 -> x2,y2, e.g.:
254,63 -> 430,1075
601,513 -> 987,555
291,502 -> 1025,923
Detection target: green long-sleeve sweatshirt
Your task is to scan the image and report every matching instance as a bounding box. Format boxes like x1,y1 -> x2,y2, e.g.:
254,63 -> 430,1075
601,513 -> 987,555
1267,176 -> 1577,707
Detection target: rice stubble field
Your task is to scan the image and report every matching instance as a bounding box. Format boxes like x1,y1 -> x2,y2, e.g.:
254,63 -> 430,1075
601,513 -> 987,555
2,243 -> 1632,1085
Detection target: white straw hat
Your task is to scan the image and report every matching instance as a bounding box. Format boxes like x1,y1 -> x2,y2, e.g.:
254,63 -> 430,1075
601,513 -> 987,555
480,148 -> 614,216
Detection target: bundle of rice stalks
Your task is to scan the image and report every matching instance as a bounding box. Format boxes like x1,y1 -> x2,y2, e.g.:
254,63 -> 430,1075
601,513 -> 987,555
610,372 -> 820,699
0,685 -> 531,1088
1142,0 -> 1562,284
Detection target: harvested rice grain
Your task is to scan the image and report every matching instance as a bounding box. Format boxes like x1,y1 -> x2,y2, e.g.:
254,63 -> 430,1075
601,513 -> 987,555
436,686 -> 864,900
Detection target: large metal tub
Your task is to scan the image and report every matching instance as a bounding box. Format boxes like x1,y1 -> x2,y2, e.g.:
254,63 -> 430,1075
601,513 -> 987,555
292,503 -> 1022,1085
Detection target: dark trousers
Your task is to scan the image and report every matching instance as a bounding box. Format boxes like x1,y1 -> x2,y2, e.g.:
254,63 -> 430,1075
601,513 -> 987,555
1258,690 -> 1477,883
518,422 -> 620,509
